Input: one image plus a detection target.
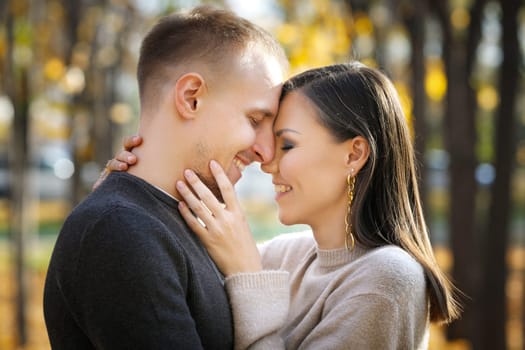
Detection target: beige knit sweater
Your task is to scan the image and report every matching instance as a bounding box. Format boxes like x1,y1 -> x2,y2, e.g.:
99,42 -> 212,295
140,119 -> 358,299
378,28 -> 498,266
225,231 -> 429,350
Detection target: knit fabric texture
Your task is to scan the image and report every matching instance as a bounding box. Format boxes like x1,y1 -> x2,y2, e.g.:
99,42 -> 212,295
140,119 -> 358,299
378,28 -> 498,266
226,231 -> 429,350
44,172 -> 233,349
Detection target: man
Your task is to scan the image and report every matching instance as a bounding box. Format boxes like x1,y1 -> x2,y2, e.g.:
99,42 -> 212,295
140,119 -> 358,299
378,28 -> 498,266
43,6 -> 287,349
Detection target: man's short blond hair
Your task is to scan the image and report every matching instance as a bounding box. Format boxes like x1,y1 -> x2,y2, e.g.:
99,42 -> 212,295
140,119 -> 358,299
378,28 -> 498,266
137,5 -> 288,109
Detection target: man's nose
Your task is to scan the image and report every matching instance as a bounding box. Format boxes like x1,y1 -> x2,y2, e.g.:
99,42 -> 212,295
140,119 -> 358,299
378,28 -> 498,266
252,136 -> 275,164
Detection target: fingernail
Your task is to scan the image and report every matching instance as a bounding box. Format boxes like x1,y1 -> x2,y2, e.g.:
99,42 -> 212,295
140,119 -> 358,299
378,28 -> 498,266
127,156 -> 134,162
184,169 -> 194,179
210,160 -> 219,170
176,181 -> 184,190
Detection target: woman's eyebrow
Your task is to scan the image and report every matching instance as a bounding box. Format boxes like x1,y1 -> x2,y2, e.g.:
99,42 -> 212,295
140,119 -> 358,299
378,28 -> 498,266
275,128 -> 301,137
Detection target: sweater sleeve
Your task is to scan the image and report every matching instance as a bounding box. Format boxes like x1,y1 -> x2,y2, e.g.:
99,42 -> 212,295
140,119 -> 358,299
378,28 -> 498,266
225,271 -> 289,350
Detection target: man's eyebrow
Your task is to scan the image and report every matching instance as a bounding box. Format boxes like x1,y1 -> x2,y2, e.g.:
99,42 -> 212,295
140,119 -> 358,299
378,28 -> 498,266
275,128 -> 301,137
250,109 -> 275,118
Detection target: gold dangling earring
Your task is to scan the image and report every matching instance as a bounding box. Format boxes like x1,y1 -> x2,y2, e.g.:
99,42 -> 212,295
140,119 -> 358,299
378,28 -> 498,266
345,171 -> 356,251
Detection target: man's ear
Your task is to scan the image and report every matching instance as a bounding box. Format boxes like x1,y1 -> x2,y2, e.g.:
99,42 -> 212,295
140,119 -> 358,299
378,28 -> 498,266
174,72 -> 207,119
345,136 -> 370,173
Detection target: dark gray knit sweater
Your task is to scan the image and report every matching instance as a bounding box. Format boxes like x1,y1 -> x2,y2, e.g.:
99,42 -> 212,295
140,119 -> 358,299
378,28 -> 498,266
44,172 -> 233,349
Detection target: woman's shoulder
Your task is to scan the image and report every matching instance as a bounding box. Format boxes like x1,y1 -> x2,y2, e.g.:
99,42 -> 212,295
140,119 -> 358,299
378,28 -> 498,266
356,245 -> 426,294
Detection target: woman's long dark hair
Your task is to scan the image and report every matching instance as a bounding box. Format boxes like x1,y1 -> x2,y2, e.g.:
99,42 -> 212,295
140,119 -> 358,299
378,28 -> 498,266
281,62 -> 461,323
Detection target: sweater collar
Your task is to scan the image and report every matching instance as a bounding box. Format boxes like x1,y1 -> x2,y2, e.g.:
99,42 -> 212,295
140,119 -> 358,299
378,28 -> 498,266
153,184 -> 180,202
316,245 -> 368,268
109,172 -> 180,208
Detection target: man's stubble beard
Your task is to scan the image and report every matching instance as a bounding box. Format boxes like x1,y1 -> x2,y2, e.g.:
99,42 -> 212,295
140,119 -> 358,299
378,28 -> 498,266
194,142 -> 224,203
194,170 -> 224,203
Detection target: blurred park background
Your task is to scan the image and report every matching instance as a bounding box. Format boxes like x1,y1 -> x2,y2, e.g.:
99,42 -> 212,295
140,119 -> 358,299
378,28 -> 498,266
0,0 -> 524,349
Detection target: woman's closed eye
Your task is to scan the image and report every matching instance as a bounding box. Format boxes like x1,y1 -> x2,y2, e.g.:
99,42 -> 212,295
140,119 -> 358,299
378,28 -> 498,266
280,140 -> 295,151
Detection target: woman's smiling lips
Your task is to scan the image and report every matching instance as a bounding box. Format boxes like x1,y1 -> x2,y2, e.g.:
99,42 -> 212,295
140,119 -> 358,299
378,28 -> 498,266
273,183 -> 292,200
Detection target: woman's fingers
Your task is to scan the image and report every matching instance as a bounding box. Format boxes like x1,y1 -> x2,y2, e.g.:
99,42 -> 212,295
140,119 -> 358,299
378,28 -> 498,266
182,169 -> 224,216
114,150 -> 137,169
209,160 -> 240,211
92,135 -> 141,191
123,135 -> 142,151
176,179 -> 217,229
114,135 -> 142,168
176,167 -> 262,276
178,201 -> 208,236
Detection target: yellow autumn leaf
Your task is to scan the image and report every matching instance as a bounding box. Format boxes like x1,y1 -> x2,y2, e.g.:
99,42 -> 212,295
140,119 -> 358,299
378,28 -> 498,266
354,12 -> 374,36
44,58 -> 66,81
393,80 -> 414,136
477,84 -> 499,111
276,23 -> 300,46
425,62 -> 447,102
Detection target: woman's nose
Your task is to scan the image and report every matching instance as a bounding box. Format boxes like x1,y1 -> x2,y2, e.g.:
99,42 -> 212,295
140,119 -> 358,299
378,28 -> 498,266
261,156 -> 277,174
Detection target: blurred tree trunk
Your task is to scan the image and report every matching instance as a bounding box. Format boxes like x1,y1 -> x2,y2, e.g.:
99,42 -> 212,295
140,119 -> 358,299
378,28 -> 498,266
403,0 -> 428,213
431,0 -> 485,346
10,69 -> 30,348
61,0 -> 85,205
68,0 -> 132,203
63,0 -> 122,204
4,3 -> 29,344
63,0 -> 110,204
91,60 -> 113,191
90,2 -> 131,199
480,0 -> 520,348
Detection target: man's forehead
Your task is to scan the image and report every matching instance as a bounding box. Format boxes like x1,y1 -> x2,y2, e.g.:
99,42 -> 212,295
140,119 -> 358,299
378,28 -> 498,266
243,82 -> 282,114
238,46 -> 286,84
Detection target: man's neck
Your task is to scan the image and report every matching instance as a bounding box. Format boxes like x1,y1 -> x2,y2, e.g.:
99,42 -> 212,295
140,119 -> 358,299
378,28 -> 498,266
127,145 -> 184,200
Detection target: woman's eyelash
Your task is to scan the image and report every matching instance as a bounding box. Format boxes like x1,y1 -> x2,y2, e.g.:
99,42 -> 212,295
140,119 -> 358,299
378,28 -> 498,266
281,142 -> 294,151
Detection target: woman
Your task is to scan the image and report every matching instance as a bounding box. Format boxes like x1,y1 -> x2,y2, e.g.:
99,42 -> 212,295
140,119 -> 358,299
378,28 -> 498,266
106,62 -> 461,349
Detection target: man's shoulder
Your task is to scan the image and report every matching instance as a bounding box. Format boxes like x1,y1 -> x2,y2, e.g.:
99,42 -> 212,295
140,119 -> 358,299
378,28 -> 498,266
55,173 -> 198,262
64,186 -> 146,227
68,172 -> 177,225
54,196 -> 193,277
61,182 -> 185,246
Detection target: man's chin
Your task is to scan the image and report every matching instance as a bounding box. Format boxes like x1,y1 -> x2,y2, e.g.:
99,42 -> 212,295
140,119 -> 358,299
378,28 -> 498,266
207,183 -> 224,203
228,173 -> 241,186
226,166 -> 242,186
194,171 -> 224,202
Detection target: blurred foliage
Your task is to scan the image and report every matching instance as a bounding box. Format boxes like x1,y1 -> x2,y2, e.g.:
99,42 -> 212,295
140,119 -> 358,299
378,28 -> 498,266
0,0 -> 524,349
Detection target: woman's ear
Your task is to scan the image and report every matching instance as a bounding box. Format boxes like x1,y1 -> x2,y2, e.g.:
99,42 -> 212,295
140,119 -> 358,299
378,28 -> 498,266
174,72 -> 207,119
345,136 -> 370,173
